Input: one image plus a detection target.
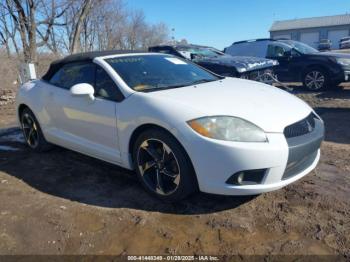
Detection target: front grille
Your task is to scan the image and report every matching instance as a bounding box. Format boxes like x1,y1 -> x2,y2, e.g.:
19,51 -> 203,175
240,69 -> 274,84
282,114 -> 324,181
248,70 -> 260,80
284,113 -> 316,138
248,69 -> 270,80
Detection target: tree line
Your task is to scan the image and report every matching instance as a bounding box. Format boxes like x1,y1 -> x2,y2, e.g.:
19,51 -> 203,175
0,0 -> 170,62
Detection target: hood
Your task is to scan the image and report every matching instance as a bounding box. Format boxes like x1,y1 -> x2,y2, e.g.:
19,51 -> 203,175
148,78 -> 312,133
309,51 -> 350,59
195,55 -> 278,73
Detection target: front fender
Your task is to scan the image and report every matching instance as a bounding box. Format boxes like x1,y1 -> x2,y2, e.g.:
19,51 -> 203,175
116,93 -> 203,169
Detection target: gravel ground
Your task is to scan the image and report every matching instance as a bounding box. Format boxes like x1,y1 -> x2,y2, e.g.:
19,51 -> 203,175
0,84 -> 349,258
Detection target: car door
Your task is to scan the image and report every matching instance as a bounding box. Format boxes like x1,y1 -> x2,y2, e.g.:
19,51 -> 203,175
43,62 -> 122,164
266,43 -> 297,82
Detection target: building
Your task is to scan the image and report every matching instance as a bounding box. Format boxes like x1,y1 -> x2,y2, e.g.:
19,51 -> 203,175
270,14 -> 350,49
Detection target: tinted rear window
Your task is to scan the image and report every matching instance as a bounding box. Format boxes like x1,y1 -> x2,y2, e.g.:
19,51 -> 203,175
224,41 -> 269,58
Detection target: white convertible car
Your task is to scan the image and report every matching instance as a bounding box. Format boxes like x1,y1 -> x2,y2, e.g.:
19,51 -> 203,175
16,51 -> 324,201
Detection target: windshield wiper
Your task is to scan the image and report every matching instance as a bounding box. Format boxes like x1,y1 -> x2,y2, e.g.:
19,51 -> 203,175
186,79 -> 217,86
140,79 -> 218,92
140,84 -> 187,92
162,79 -> 216,89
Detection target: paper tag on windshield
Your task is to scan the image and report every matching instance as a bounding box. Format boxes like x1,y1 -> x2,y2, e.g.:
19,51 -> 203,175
165,57 -> 187,65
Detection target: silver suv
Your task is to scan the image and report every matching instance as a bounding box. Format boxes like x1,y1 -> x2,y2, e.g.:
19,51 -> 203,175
339,37 -> 350,49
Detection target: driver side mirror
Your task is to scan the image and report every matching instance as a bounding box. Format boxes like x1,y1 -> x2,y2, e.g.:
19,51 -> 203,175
190,53 -> 199,60
70,83 -> 95,100
283,50 -> 292,58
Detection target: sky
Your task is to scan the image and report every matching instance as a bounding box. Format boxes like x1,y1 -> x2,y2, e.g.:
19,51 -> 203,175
126,0 -> 350,49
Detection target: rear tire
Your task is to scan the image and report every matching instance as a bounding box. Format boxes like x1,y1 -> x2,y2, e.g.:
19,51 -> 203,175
132,128 -> 197,202
303,67 -> 330,91
20,108 -> 53,152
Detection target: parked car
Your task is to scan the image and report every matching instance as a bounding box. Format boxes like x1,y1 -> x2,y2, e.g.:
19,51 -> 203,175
339,37 -> 350,49
16,51 -> 324,201
318,39 -> 332,51
149,44 -> 278,84
225,39 -> 350,91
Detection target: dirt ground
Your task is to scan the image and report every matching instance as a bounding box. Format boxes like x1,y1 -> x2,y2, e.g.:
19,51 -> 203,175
0,84 -> 349,258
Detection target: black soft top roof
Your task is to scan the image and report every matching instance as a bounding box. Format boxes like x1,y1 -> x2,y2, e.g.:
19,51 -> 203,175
42,50 -> 146,81
149,43 -> 212,50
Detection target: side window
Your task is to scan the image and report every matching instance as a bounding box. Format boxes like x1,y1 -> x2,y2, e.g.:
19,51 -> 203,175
154,47 -> 179,56
95,66 -> 124,102
49,68 -> 65,87
49,62 -> 95,89
267,44 -> 286,58
291,49 -> 300,57
156,48 -> 172,54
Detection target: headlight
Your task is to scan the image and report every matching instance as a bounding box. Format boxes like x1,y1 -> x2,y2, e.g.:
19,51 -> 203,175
272,60 -> 279,66
336,58 -> 350,66
187,116 -> 267,142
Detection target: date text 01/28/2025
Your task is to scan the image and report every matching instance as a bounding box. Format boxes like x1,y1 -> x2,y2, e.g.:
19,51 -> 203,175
127,255 -> 219,261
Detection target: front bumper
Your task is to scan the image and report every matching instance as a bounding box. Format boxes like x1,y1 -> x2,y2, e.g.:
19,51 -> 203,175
176,116 -> 324,195
340,42 -> 350,49
329,66 -> 350,83
343,71 -> 350,82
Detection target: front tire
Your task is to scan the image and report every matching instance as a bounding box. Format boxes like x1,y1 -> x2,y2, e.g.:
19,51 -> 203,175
20,108 -> 53,152
132,128 -> 197,202
303,68 -> 329,91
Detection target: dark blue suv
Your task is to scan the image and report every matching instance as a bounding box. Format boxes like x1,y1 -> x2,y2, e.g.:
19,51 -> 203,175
225,39 -> 350,91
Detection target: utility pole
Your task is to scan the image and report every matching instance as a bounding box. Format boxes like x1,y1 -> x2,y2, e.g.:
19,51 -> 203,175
171,28 -> 175,44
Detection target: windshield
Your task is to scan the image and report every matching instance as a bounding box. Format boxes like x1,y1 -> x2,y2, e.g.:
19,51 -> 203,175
176,46 -> 224,58
106,55 -> 220,92
283,40 -> 318,54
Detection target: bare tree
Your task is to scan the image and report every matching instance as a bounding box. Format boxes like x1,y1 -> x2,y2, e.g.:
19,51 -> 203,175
4,0 -> 68,62
1,0 -> 169,60
0,0 -> 19,56
124,10 -> 169,50
63,0 -> 169,52
0,4 -> 10,56
126,10 -> 146,50
94,0 -> 127,50
0,22 -> 11,57
64,0 -> 93,53
141,22 -> 169,49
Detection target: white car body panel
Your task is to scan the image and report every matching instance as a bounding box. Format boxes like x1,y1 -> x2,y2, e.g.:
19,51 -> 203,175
16,53 -> 322,196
